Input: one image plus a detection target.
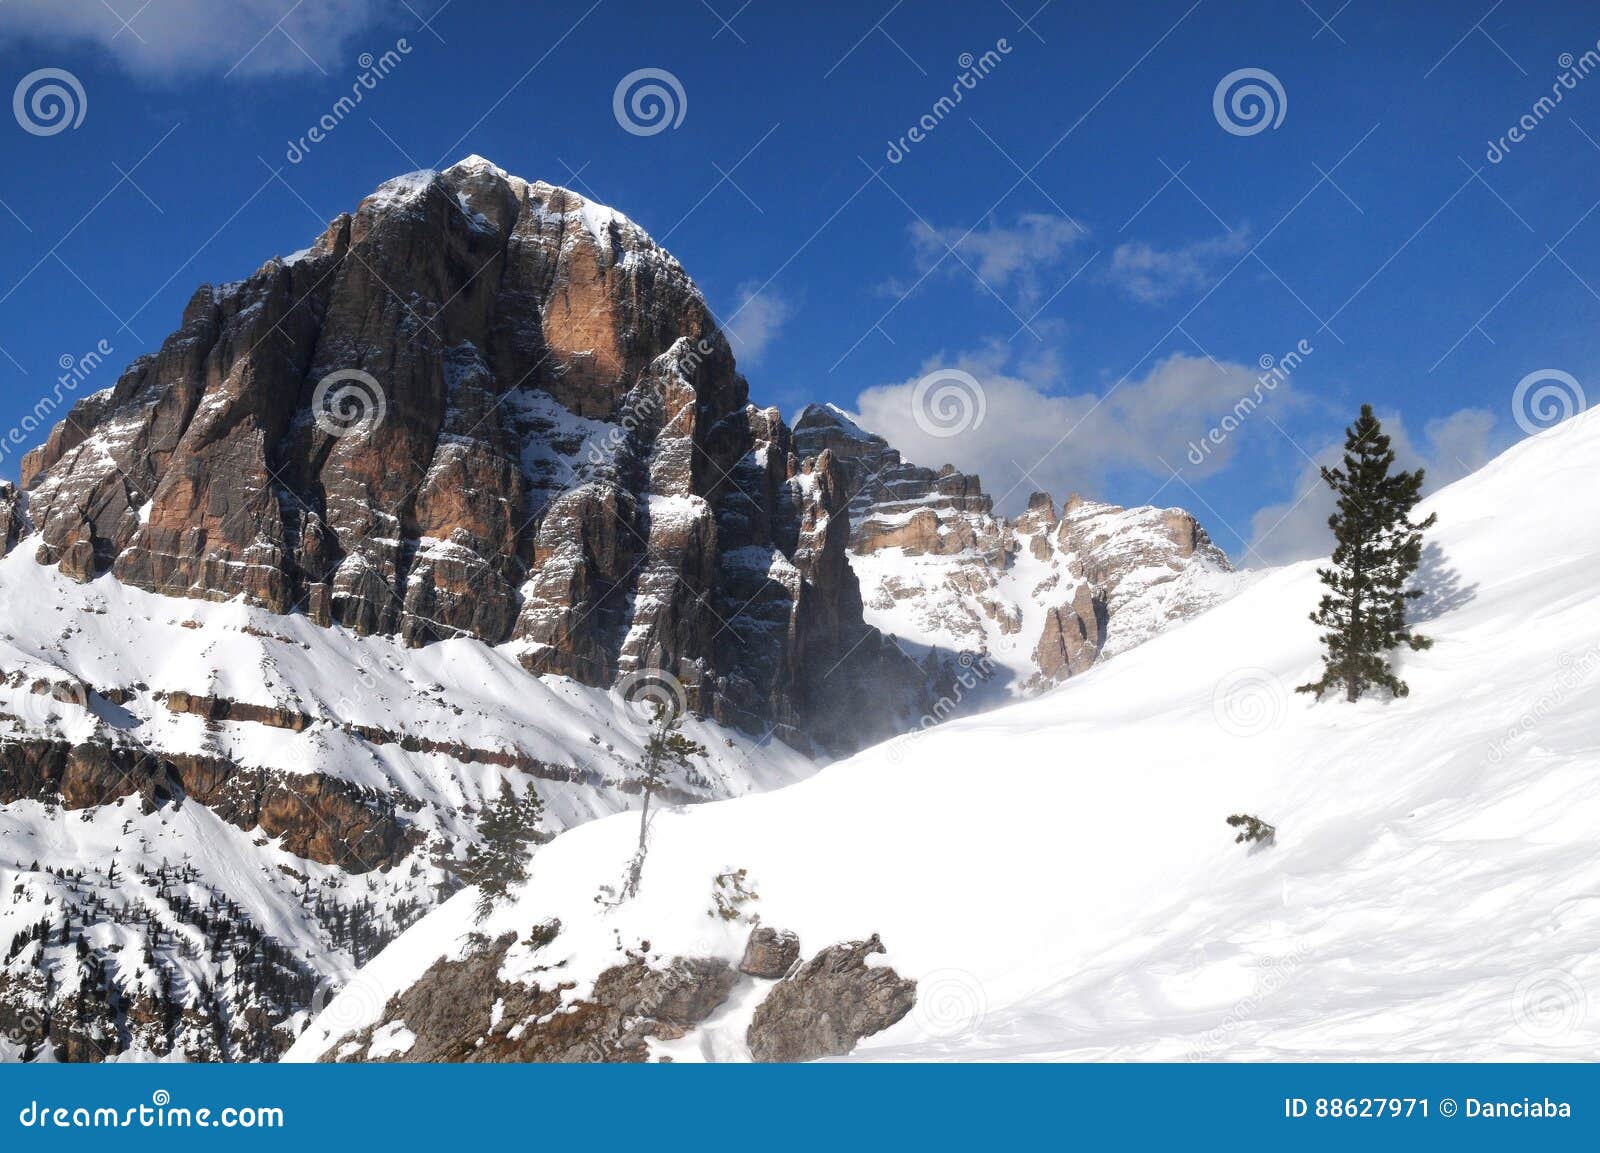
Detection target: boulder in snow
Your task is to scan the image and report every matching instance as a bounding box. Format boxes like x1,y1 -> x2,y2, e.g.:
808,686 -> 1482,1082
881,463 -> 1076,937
738,926 -> 801,979
746,934 -> 916,1062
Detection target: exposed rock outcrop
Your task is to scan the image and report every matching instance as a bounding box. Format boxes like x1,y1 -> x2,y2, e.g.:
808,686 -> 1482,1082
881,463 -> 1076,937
793,404 -> 1239,693
793,404 -> 994,559
0,737 -> 414,870
1034,581 -> 1105,681
324,929 -> 919,1064
738,925 -> 801,978
746,934 -> 917,1062
328,931 -> 737,1063
0,483 -> 24,556
162,691 -> 315,732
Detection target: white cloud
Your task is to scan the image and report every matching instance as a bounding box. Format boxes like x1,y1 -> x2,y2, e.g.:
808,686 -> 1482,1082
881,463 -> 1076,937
1421,407 -> 1499,479
1247,406 -> 1503,566
907,213 -> 1086,307
0,0 -> 393,78
723,283 -> 792,368
849,345 -> 1277,518
1107,228 -> 1252,304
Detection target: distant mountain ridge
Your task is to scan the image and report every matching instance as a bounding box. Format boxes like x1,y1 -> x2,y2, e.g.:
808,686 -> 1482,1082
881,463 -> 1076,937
793,404 -> 1241,694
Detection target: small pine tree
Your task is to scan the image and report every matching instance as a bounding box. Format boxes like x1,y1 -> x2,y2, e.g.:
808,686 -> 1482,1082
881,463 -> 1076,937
624,704 -> 708,898
1298,405 -> 1437,702
454,781 -> 545,919
1226,813 -> 1276,848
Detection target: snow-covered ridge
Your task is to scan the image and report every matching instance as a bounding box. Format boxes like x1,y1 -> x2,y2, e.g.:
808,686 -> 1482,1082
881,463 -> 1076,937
356,156 -> 687,275
295,410 -> 1600,1062
0,549 -> 814,1061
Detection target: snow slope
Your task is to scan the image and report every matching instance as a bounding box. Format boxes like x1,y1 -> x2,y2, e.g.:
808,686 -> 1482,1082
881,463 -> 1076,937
292,411 -> 1600,1062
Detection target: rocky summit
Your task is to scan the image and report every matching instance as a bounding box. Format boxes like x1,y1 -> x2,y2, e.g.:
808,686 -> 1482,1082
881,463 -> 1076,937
7,156 -> 923,754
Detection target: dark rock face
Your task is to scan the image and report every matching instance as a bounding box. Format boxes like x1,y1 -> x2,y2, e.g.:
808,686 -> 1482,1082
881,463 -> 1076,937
0,483 -> 24,555
13,158 -> 925,755
0,737 -> 414,871
739,925 -> 801,979
331,931 -> 737,1063
746,934 -> 917,1062
161,691 -> 314,731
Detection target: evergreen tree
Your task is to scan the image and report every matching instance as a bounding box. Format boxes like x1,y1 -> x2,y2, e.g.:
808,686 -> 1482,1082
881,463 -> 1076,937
451,781 -> 546,919
624,704 -> 707,898
1298,404 -> 1437,702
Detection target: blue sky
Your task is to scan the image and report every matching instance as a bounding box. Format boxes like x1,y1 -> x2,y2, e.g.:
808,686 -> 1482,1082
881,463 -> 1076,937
1,0 -> 1597,563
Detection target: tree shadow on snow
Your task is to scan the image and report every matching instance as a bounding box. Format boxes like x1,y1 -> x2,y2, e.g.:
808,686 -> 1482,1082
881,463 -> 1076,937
1410,541 -> 1478,623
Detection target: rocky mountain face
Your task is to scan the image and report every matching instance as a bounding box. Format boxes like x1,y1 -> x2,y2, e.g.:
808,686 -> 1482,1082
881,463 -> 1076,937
793,404 -> 1239,694
9,157 -> 921,755
0,159 -> 1240,1065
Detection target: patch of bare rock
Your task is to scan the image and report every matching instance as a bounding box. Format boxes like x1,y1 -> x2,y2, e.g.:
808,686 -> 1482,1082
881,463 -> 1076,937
328,924 -> 916,1063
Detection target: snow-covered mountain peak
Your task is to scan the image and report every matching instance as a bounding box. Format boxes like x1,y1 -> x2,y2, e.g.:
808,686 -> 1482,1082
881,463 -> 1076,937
448,153 -> 510,179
